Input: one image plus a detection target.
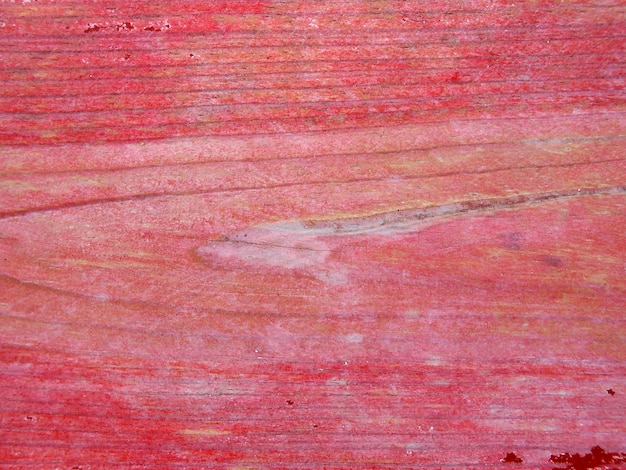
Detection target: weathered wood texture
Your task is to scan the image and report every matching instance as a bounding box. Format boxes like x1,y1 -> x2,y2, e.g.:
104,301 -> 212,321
1,1 -> 625,468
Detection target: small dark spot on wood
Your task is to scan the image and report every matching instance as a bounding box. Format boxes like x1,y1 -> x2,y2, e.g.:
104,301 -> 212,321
84,24 -> 101,33
116,22 -> 135,31
501,452 -> 523,463
607,388 -> 616,396
144,23 -> 170,31
540,255 -> 564,268
505,232 -> 523,250
285,399 -> 294,405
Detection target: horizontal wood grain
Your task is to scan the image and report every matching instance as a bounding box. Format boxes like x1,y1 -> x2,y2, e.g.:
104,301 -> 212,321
1,0 -> 625,468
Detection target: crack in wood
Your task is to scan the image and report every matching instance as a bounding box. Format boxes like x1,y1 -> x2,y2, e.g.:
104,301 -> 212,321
232,185 -> 626,240
197,185 -> 625,277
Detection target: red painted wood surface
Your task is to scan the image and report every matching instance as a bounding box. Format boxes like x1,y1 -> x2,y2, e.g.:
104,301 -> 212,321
1,1 -> 625,468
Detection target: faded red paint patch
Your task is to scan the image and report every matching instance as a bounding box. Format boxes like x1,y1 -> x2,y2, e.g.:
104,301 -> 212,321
1,1 -> 625,468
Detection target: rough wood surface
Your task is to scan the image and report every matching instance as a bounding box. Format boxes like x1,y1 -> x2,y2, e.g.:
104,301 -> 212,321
1,1 -> 625,468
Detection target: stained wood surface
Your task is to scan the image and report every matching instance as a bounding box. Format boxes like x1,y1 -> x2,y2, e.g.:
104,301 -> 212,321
1,1 -> 625,468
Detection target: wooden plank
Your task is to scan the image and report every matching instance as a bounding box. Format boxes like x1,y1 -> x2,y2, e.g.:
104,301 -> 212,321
1,0 -> 624,468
